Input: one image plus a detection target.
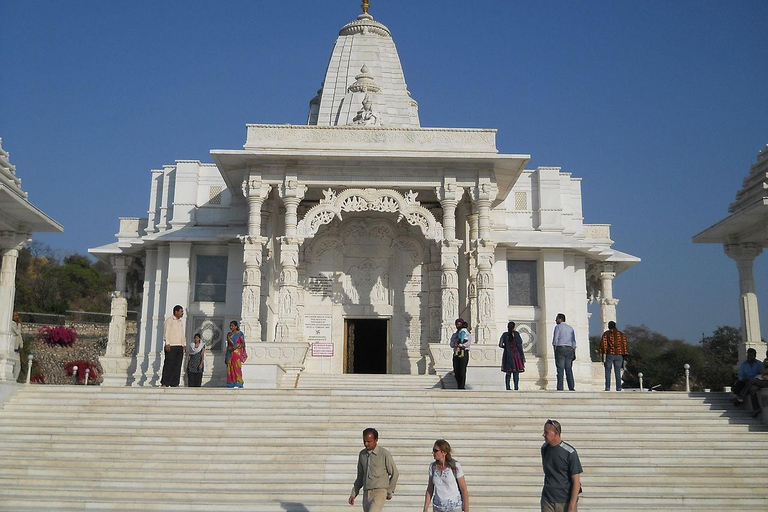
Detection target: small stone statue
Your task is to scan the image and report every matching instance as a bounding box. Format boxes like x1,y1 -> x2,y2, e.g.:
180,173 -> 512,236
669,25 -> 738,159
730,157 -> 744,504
352,94 -> 381,126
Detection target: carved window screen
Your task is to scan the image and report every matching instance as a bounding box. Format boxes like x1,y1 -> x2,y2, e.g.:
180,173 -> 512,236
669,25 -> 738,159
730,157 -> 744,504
507,260 -> 538,306
208,186 -> 222,205
514,191 -> 528,211
194,255 -> 228,303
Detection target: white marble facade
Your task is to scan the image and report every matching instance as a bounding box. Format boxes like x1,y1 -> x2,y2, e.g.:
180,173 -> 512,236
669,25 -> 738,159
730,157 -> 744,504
91,7 -> 639,389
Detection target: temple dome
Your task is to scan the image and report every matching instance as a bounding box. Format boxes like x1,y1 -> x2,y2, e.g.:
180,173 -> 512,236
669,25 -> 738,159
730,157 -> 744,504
307,10 -> 419,127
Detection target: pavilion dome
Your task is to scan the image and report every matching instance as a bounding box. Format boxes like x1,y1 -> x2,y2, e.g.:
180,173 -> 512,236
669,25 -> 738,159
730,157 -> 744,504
307,8 -> 419,127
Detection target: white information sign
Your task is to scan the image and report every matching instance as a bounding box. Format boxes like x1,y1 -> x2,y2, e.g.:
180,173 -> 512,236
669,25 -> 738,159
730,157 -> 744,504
304,314 -> 333,356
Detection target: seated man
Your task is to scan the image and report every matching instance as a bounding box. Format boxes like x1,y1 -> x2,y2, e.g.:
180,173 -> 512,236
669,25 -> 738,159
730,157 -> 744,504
745,349 -> 768,418
732,348 -> 764,406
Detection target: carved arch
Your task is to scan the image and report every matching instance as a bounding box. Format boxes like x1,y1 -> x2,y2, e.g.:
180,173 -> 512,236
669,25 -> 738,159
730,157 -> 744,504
296,188 -> 444,242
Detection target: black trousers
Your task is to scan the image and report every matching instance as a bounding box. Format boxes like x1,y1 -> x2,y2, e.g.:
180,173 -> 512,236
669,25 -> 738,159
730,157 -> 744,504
187,371 -> 203,387
453,352 -> 469,389
161,346 -> 184,387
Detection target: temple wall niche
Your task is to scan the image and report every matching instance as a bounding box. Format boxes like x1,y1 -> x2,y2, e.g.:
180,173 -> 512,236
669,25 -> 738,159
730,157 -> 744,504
303,216 -> 428,374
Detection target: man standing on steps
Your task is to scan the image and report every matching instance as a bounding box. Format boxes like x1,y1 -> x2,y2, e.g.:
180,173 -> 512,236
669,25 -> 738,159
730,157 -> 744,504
349,427 -> 399,512
160,305 -> 186,387
552,313 -> 576,391
599,321 -> 629,391
541,419 -> 582,512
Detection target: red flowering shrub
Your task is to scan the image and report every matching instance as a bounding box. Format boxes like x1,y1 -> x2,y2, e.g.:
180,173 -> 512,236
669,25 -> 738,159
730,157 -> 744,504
30,374 -> 46,384
64,360 -> 100,384
39,325 -> 77,346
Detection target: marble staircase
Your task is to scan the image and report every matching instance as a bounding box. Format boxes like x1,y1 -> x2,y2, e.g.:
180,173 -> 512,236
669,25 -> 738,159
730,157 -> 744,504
0,382 -> 766,511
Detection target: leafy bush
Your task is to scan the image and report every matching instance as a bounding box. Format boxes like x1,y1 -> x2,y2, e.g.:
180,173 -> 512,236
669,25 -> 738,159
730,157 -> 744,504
64,360 -> 100,384
39,325 -> 77,346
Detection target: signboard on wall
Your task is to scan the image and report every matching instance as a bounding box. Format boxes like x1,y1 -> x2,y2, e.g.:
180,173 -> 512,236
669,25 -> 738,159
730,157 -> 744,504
311,343 -> 334,357
304,314 -> 333,356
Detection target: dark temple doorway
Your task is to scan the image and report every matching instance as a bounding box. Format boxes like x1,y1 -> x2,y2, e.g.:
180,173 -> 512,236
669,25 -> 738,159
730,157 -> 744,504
345,319 -> 388,374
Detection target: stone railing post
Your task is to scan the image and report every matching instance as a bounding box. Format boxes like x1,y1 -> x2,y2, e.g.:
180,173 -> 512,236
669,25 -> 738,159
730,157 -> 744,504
25,354 -> 33,384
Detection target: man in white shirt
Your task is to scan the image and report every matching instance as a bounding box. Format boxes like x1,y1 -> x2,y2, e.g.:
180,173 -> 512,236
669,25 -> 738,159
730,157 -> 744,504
160,305 -> 186,387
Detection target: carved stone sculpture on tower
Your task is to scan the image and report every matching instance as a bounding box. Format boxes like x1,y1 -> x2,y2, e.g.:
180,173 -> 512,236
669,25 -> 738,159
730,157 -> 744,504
352,94 -> 381,126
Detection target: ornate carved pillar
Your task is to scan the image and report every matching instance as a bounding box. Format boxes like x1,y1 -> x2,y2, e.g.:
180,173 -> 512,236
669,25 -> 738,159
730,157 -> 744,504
428,245 -> 442,345
725,242 -> 763,361
467,208 -> 479,330
598,264 -> 618,332
437,183 -> 464,343
0,243 -> 22,381
240,178 -> 272,340
101,255 -> 132,386
471,182 -> 498,344
275,179 -> 306,342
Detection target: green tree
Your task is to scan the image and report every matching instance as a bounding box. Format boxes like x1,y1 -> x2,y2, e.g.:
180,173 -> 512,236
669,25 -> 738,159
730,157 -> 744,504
698,326 -> 740,391
622,325 -> 706,391
14,244 -> 114,315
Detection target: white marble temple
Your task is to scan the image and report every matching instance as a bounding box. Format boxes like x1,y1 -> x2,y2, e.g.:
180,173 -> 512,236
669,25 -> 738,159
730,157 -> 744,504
90,6 -> 638,389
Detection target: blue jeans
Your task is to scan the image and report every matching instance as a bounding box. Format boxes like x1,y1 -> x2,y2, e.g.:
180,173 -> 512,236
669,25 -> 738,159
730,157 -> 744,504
604,354 -> 623,391
555,346 -> 575,391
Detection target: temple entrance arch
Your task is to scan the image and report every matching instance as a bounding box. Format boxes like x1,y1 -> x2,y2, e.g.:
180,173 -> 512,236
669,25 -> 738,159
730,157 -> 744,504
302,215 -> 431,375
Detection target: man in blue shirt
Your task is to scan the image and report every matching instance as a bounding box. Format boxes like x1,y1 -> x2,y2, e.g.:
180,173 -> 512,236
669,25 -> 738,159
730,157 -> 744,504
552,313 -> 576,391
732,348 -> 765,406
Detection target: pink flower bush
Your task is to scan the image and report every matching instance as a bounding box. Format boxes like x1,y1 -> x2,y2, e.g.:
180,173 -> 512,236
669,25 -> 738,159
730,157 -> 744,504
39,325 -> 77,346
64,360 -> 100,384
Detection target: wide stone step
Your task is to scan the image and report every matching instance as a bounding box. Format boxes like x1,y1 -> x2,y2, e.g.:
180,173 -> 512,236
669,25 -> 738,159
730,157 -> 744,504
0,487 -> 765,507
0,386 -> 765,512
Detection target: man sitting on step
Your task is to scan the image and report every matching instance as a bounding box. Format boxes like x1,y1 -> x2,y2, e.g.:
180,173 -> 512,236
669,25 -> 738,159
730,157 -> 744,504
732,348 -> 764,406
743,348 -> 768,418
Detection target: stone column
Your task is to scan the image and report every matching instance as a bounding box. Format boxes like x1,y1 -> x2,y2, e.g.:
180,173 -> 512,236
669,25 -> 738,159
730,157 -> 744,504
240,178 -> 271,340
436,183 -> 464,343
0,245 -> 21,381
725,242 -> 763,362
598,264 -> 618,332
275,179 -> 306,342
101,255 -> 132,386
466,208 -> 479,330
471,182 -> 498,344
428,245 -> 442,345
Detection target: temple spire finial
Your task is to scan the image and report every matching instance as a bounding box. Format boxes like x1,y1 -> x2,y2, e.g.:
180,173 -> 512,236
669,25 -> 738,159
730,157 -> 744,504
362,0 -> 370,15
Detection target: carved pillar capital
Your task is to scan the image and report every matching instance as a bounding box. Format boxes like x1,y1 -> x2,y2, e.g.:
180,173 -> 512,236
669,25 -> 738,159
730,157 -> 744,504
724,242 -> 763,262
279,179 -> 306,238
470,182 -> 497,241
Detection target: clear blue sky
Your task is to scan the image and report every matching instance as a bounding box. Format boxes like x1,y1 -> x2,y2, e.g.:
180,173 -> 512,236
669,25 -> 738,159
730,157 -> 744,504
2,1 -> 767,345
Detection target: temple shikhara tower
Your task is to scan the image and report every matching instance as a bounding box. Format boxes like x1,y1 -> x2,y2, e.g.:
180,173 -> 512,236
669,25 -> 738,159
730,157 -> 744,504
91,5 -> 639,389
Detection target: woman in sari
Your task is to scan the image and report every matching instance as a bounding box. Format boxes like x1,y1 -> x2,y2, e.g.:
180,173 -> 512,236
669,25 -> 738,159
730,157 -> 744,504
499,321 -> 525,390
225,320 -> 247,388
